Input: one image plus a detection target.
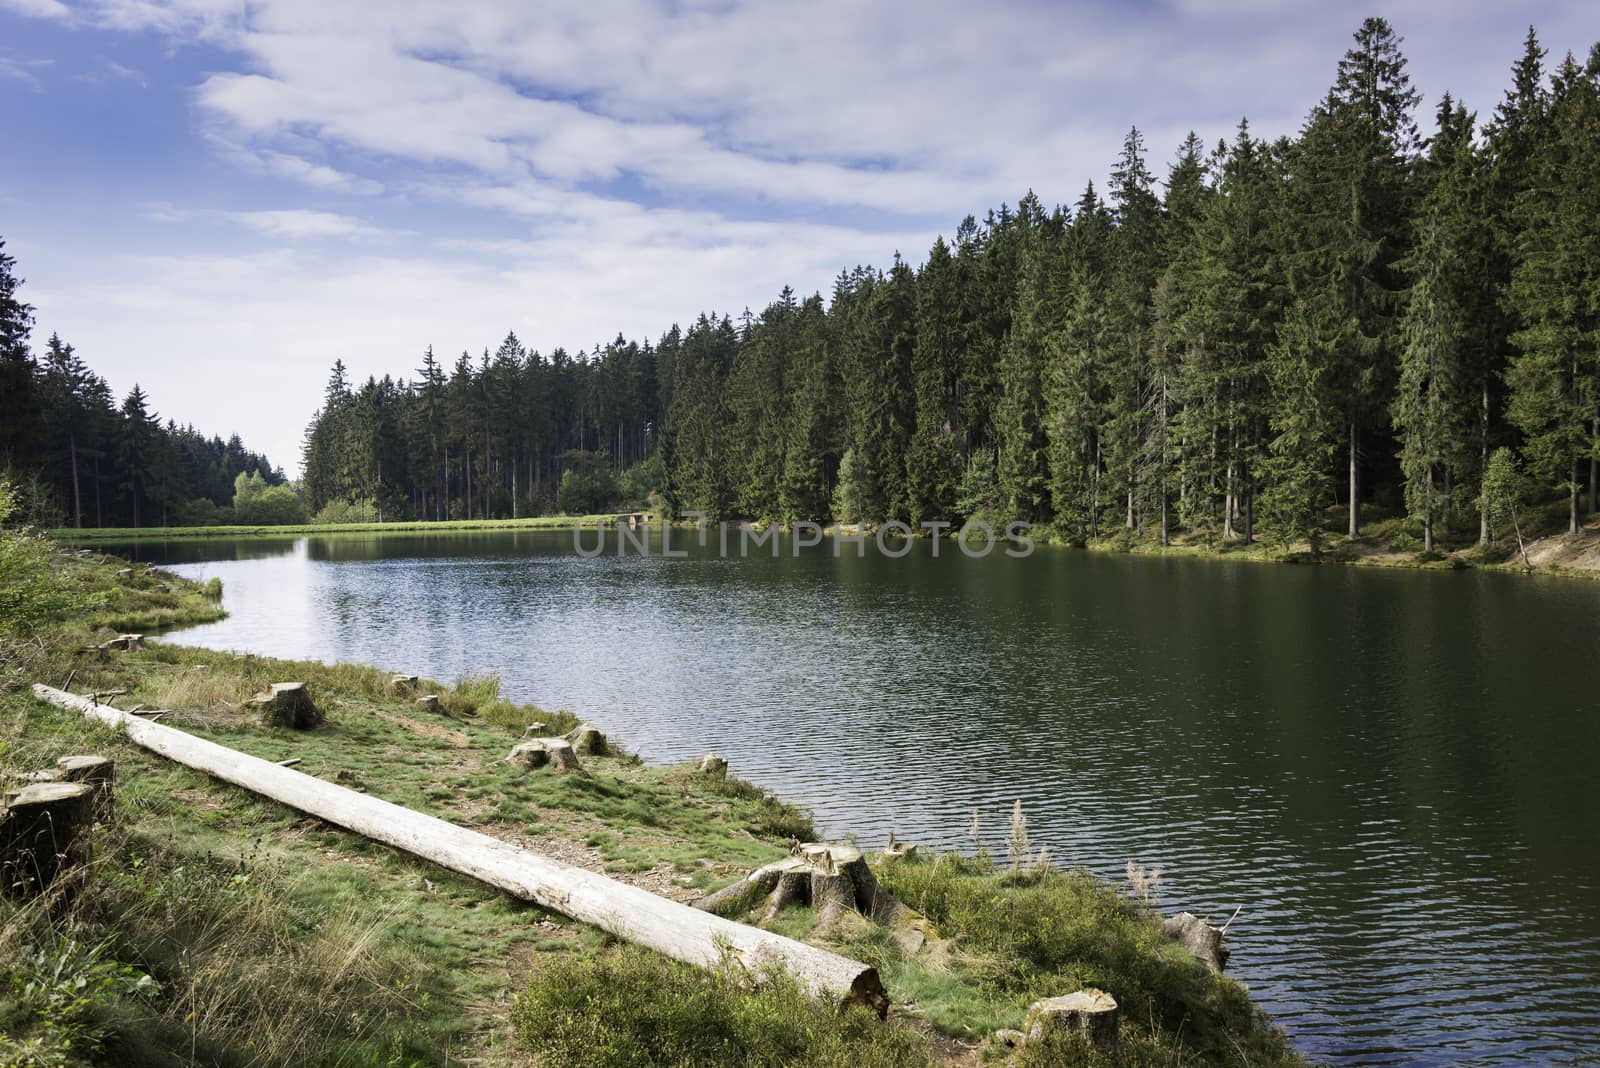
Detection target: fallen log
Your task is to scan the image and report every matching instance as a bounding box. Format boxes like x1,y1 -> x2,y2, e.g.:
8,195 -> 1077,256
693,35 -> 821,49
30,684 -> 885,1013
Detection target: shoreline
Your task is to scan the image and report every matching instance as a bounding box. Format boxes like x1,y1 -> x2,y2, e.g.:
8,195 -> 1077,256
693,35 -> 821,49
52,510 -> 1600,583
0,545 -> 1309,1066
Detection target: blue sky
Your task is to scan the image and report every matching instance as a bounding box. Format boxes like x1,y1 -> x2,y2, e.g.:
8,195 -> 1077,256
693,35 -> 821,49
1,0 -> 1595,475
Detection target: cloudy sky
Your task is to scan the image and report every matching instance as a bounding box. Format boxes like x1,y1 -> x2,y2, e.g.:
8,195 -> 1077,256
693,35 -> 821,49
1,1 -> 1594,474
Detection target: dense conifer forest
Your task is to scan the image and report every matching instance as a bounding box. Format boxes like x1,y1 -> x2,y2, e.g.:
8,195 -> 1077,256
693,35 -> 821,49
0,247 -> 285,527
4,19 -> 1597,549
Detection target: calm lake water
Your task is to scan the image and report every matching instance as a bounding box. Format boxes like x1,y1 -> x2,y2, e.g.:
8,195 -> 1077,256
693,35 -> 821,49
98,528 -> 1600,1066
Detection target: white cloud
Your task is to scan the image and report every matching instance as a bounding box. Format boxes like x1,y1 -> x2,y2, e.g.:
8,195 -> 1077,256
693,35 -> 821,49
0,55 -> 51,89
219,209 -> 391,240
0,0 -> 72,19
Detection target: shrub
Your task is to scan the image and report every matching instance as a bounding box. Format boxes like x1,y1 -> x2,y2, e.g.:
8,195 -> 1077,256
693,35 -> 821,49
619,454 -> 668,510
558,451 -> 620,515
232,472 -> 307,525
511,946 -> 933,1067
0,482 -> 83,639
311,498 -> 379,525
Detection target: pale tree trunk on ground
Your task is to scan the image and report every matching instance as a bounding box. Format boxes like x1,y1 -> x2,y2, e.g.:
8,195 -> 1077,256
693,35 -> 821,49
31,686 -> 887,1013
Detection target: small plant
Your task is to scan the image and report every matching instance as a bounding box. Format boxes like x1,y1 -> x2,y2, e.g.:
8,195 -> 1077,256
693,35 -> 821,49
1005,801 -> 1051,875
1125,859 -> 1163,908
1,936 -> 159,1064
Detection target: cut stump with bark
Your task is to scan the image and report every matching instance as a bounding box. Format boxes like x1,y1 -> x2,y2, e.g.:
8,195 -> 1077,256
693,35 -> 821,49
0,782 -> 94,899
507,741 -> 550,770
388,674 -> 419,694
254,683 -> 323,729
1024,989 -> 1119,1049
693,842 -> 932,953
1163,911 -> 1230,972
521,723 -> 549,738
101,634 -> 144,652
564,723 -> 608,756
415,695 -> 441,713
56,755 -> 114,824
695,753 -> 728,777
510,739 -> 580,773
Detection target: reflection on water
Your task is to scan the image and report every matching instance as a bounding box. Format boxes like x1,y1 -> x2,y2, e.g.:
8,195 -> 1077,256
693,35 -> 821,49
99,529 -> 1600,1066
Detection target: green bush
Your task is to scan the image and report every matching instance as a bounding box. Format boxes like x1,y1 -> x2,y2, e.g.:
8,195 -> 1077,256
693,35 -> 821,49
558,451 -> 620,515
0,482 -> 83,639
511,946 -> 933,1067
619,454 -> 668,510
311,497 -> 379,525
231,472 -> 307,525
172,496 -> 232,527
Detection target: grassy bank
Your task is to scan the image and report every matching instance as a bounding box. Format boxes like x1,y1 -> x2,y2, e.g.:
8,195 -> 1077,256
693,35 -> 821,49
49,514 -> 626,543
1028,498 -> 1600,582
1,547 -> 1308,1066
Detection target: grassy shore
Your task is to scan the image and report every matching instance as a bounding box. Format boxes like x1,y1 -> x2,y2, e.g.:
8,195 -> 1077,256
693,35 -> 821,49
48,514 -> 627,543
0,547 -> 1309,1067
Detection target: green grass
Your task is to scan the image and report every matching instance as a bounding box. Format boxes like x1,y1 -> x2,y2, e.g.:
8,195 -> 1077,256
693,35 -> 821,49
511,946 -> 935,1067
50,513 -> 627,542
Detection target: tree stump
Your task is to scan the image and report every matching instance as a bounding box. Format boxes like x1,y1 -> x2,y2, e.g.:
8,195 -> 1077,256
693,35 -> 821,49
1024,989 -> 1119,1049
388,674 -> 419,694
541,739 -> 580,772
1163,911 -> 1230,972
510,739 -> 580,773
564,723 -> 608,756
695,753 -> 728,777
0,782 -> 94,899
101,634 -> 144,652
882,831 -> 917,861
56,755 -> 114,824
507,741 -> 550,770
7,770 -> 60,785
693,843 -> 932,953
415,695 -> 441,713
254,682 -> 323,729
522,723 -> 549,738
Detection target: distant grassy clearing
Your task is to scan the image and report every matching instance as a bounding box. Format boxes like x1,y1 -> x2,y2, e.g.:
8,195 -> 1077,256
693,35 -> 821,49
50,513 -> 626,542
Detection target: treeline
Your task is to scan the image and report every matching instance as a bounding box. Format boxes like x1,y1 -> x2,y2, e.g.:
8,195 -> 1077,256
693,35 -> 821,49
298,20 -> 1600,551
0,244 -> 285,528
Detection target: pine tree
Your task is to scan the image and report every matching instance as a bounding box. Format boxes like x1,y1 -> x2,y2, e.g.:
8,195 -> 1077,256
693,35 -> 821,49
996,194 -> 1055,525
1393,209 -> 1466,551
1282,18 -> 1420,541
906,236 -> 963,524
0,239 -> 40,473
1506,48 -> 1600,533
1044,186 -> 1109,540
1480,27 -> 1550,543
1103,128 -> 1163,533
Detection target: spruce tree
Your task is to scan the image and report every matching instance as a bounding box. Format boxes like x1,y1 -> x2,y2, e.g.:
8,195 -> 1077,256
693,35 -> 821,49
906,236 -> 963,524
1506,49 -> 1600,532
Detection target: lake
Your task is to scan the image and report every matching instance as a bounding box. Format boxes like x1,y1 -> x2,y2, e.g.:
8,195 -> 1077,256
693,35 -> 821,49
97,527 -> 1600,1066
